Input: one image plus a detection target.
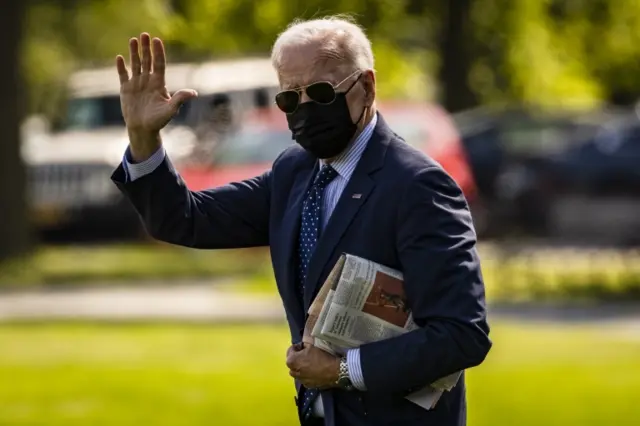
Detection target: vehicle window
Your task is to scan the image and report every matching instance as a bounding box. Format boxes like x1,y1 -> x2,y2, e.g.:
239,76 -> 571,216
58,95 -> 190,131
215,127 -> 294,165
499,120 -> 572,155
60,96 -> 124,130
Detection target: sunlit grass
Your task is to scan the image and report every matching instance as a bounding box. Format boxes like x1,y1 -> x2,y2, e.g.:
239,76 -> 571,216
1,243 -> 639,302
0,244 -> 271,287
479,246 -> 640,302
0,321 -> 638,426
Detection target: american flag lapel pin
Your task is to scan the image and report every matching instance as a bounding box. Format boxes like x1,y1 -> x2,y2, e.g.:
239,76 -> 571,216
352,193 -> 362,199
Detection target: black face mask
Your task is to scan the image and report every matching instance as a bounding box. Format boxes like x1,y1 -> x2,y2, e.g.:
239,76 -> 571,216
286,80 -> 366,159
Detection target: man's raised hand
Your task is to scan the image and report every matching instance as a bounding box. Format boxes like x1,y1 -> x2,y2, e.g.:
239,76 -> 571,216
115,33 -> 197,161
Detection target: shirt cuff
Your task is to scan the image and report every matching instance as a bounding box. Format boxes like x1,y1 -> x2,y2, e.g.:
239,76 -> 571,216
123,146 -> 166,182
346,348 -> 367,391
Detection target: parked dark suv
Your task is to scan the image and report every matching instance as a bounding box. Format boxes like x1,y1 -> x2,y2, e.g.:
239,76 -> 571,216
455,106 -> 639,245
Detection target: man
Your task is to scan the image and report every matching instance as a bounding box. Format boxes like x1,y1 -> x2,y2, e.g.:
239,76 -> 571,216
112,16 -> 491,426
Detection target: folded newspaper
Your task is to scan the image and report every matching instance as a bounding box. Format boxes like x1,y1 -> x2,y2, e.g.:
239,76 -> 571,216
303,253 -> 462,410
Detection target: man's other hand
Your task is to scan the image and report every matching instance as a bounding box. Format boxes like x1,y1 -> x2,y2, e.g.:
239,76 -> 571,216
286,343 -> 341,389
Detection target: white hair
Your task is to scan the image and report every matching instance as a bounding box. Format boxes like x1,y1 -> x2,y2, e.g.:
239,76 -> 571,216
271,15 -> 375,75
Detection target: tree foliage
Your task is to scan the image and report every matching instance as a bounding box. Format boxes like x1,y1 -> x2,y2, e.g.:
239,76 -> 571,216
21,0 -> 640,114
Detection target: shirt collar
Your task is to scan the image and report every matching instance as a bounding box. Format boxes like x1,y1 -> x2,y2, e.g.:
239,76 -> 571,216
321,112 -> 377,181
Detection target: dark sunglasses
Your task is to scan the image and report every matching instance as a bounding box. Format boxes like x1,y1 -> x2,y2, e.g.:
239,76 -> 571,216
274,71 -> 362,114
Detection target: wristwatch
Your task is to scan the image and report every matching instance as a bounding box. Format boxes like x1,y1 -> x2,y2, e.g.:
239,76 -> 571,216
336,356 -> 355,390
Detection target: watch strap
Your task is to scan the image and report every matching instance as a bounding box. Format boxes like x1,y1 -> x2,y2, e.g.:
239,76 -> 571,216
337,356 -> 354,390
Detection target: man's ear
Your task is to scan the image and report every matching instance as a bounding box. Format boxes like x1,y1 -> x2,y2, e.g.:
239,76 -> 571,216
363,70 -> 376,106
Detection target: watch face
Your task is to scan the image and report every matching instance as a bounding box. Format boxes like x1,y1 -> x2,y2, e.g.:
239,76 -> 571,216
338,376 -> 353,389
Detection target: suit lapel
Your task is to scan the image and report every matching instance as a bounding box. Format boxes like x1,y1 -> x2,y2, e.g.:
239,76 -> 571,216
303,116 -> 391,308
280,155 -> 318,323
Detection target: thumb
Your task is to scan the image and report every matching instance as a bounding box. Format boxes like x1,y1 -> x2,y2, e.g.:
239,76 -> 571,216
169,89 -> 198,111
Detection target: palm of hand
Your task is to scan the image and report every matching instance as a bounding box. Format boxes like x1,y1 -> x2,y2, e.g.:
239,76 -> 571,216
120,73 -> 172,132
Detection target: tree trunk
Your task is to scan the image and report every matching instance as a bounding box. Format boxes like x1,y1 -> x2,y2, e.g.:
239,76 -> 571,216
0,0 -> 31,262
437,0 -> 478,113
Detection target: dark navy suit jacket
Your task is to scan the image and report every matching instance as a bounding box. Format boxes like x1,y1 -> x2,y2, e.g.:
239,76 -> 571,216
111,114 -> 491,426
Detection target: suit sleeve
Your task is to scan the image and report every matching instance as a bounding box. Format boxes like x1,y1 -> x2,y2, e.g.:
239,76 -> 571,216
111,153 -> 271,249
358,166 -> 491,394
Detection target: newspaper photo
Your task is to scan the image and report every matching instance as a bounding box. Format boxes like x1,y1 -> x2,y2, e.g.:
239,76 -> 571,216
302,253 -> 462,410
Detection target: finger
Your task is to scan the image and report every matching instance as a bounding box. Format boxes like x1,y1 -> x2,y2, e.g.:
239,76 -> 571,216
289,342 -> 305,354
286,346 -> 305,369
286,351 -> 298,370
300,343 -> 312,354
169,89 -> 198,112
152,37 -> 166,77
140,32 -> 152,74
116,55 -> 129,85
129,37 -> 141,76
286,345 -> 296,359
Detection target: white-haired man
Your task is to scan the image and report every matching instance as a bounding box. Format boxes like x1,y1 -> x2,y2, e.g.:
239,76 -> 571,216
112,17 -> 491,426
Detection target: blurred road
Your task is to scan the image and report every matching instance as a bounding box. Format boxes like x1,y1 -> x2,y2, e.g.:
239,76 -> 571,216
0,284 -> 285,323
0,283 -> 639,328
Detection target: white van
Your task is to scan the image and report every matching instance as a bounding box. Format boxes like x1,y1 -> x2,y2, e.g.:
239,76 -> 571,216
22,57 -> 279,237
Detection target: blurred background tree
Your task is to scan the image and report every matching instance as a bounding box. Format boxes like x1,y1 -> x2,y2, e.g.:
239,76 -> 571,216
0,0 -> 30,263
21,0 -> 640,117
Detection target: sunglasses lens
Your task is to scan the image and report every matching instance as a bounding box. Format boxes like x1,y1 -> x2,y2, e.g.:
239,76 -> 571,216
306,82 -> 336,104
275,91 -> 300,113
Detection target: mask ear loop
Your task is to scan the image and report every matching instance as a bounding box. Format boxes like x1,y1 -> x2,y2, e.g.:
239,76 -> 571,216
352,74 -> 370,127
355,103 -> 367,126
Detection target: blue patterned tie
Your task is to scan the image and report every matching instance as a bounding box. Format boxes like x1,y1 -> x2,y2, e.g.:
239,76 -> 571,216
297,164 -> 338,299
297,164 -> 337,421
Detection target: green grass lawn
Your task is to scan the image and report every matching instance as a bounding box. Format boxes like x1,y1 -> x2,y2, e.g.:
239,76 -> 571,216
0,321 -> 638,426
0,245 -> 272,287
